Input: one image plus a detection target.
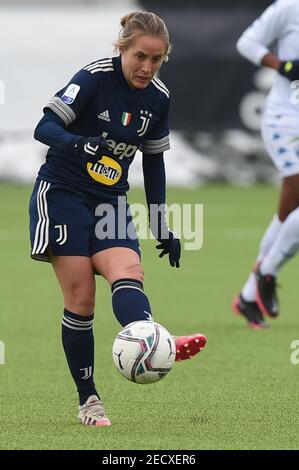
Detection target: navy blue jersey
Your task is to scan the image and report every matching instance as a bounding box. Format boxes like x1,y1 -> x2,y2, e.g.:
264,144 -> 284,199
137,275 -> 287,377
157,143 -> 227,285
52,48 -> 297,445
38,56 -> 170,201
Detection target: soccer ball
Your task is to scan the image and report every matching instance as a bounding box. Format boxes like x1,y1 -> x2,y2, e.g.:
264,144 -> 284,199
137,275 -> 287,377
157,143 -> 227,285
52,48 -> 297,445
112,320 -> 176,384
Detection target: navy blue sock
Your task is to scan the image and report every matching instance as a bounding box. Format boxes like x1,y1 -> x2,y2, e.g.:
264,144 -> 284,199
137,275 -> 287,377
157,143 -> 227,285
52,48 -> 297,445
62,309 -> 99,405
111,278 -> 153,327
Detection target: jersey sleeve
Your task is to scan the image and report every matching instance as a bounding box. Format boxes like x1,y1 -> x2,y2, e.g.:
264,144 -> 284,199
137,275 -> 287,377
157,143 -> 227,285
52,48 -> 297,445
44,68 -> 99,127
236,0 -> 294,65
140,96 -> 170,155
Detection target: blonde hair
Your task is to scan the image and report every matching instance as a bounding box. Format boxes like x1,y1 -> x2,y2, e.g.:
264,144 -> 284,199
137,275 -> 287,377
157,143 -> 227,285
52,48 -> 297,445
114,11 -> 172,62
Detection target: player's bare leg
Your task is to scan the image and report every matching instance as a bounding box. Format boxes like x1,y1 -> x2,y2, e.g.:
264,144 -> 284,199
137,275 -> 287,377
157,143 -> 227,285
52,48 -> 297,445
50,253 -> 111,426
51,254 -> 95,315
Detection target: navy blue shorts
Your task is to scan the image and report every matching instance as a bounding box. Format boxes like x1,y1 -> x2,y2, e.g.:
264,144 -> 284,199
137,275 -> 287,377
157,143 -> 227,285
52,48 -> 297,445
29,179 -> 140,262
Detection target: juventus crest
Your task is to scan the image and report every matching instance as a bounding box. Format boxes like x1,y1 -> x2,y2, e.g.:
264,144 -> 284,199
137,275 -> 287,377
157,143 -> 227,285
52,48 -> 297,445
137,110 -> 152,137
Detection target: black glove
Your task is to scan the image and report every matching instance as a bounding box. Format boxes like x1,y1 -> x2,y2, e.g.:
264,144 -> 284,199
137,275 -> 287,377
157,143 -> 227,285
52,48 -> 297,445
74,136 -> 109,162
278,60 -> 299,81
156,230 -> 181,268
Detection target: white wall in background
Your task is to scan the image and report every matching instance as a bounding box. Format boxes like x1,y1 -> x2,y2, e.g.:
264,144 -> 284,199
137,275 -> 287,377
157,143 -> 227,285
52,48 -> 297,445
0,3 -> 211,186
0,3 -> 138,132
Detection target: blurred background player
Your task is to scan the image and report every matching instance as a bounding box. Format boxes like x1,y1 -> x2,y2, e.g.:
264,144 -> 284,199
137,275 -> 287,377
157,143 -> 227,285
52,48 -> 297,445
233,0 -> 299,328
29,11 -> 206,427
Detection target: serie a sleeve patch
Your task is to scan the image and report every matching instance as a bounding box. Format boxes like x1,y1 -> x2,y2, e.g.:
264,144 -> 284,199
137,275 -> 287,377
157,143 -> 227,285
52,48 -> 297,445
61,84 -> 81,105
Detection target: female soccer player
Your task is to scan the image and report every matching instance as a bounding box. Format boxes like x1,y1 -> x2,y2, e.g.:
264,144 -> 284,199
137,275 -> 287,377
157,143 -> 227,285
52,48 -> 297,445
233,0 -> 299,328
29,11 -> 206,426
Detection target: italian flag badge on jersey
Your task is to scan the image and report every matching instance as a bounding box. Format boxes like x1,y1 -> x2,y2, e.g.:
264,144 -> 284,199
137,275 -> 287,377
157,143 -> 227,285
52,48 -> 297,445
121,112 -> 132,126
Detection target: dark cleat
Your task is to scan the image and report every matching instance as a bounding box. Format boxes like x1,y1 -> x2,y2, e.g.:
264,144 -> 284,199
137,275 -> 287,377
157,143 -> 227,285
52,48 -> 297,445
255,266 -> 279,318
232,294 -> 269,329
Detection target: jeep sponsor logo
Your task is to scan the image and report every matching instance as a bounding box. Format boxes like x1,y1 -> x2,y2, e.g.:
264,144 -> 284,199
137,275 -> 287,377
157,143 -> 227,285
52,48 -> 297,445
102,132 -> 138,160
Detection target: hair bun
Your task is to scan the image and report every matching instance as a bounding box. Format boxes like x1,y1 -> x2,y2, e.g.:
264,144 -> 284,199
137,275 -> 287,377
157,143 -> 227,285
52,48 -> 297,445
120,12 -> 136,28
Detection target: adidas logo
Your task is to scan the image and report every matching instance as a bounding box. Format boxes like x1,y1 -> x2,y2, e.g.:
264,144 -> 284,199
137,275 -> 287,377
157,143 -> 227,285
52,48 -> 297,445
97,110 -> 110,122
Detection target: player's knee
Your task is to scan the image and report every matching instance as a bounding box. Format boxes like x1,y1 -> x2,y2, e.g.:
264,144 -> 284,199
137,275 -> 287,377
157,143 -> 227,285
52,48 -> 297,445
107,263 -> 144,285
67,283 -> 95,314
125,263 -> 144,283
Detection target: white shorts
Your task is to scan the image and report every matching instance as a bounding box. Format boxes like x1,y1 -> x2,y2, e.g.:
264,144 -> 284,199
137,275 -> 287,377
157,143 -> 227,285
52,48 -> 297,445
261,116 -> 299,178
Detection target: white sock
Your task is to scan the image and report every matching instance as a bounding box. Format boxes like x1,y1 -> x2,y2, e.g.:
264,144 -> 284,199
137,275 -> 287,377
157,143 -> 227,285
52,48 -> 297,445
261,207 -> 299,276
241,215 -> 282,301
257,215 -> 282,263
241,272 -> 257,302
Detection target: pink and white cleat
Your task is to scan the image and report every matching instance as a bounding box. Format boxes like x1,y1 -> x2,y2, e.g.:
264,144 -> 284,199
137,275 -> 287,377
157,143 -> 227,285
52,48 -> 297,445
174,333 -> 207,361
78,395 -> 111,427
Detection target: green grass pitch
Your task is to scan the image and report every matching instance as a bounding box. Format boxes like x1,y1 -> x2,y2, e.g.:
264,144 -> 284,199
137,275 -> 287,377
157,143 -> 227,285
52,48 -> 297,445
0,184 -> 298,450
